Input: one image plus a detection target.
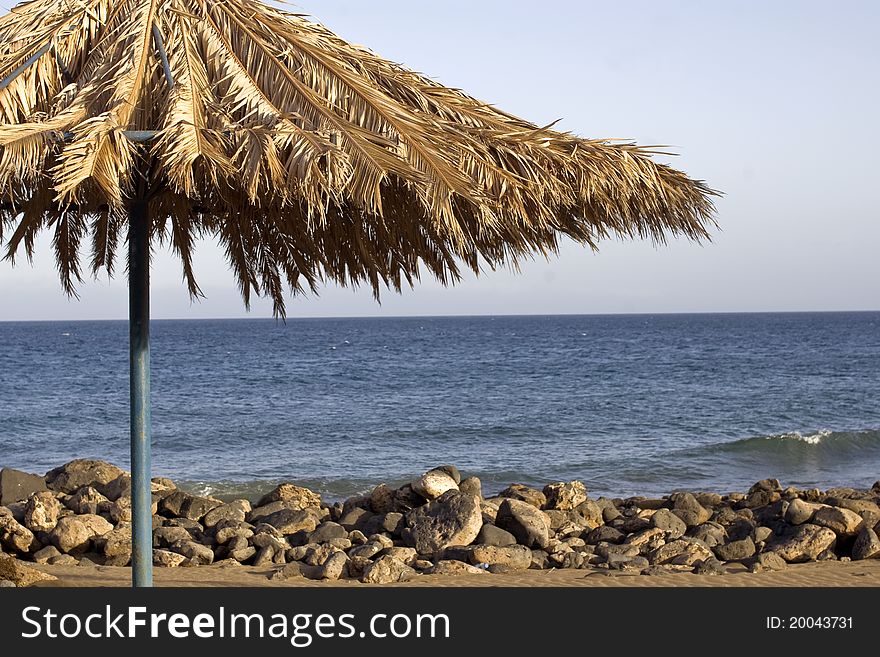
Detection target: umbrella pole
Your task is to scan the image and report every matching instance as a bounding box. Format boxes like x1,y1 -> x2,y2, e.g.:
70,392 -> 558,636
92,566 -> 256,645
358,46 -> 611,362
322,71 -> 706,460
129,197 -> 153,588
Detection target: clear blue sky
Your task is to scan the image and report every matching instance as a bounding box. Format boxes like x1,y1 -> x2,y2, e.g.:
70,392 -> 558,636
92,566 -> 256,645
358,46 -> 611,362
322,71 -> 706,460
1,0 -> 877,320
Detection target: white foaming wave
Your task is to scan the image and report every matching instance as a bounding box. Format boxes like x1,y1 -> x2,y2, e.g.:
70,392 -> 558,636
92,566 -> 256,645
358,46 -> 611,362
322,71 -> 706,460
771,429 -> 833,445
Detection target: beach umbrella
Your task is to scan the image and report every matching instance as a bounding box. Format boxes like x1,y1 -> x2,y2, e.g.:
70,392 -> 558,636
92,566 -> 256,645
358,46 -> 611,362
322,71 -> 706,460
0,0 -> 718,587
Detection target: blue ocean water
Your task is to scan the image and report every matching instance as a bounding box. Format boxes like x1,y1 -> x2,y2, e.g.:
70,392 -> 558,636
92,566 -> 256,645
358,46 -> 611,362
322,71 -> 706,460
1,313 -> 878,501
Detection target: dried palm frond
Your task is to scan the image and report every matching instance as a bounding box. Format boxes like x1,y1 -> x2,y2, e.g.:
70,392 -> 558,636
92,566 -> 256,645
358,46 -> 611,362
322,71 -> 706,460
0,0 -> 719,316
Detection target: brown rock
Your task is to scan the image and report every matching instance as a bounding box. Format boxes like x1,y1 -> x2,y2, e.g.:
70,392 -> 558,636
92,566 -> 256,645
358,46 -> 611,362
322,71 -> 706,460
429,561 -> 487,576
45,460 -> 125,494
543,481 -> 588,511
813,506 -> 863,537
407,491 -> 483,556
360,555 -> 416,584
498,484 -> 546,509
495,498 -> 550,549
469,544 -> 532,570
0,553 -> 57,587
257,484 -> 322,511
769,524 -> 837,563
23,491 -> 62,532
0,468 -> 47,506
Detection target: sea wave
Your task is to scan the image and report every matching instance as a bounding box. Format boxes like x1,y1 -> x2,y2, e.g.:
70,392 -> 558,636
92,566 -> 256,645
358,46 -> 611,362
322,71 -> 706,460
705,429 -> 880,456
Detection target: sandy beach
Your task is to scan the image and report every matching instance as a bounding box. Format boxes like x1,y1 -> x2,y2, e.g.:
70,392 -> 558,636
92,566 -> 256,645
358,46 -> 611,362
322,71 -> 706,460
29,559 -> 880,588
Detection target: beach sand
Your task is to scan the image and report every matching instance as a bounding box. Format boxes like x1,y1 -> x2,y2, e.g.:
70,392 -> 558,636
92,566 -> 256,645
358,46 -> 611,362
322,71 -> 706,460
29,559 -> 880,588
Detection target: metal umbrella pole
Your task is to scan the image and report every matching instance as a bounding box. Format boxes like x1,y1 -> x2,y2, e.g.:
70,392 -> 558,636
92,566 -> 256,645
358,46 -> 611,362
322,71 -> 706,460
128,196 -> 153,588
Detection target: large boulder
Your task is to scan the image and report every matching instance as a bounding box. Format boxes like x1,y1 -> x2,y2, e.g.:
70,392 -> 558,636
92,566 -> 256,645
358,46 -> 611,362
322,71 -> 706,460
159,491 -> 222,521
0,468 -> 47,505
650,508 -> 688,538
0,553 -> 57,587
495,498 -> 550,549
412,470 -> 459,500
812,506 -> 863,537
257,484 -> 322,510
360,555 -> 416,584
469,544 -> 532,570
0,514 -> 37,553
66,486 -> 110,515
498,484 -> 546,509
543,481 -> 588,511
49,514 -> 113,554
669,492 -> 712,527
476,524 -> 517,547
769,524 -> 837,563
852,527 -> 880,561
45,460 -> 125,494
203,500 -> 251,528
261,509 -> 318,536
407,491 -> 483,556
713,537 -> 756,561
23,491 -> 63,532
783,498 -> 821,525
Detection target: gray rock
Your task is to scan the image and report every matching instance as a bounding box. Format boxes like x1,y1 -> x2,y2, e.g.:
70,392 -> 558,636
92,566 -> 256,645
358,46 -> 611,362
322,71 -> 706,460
607,553 -> 649,571
669,492 -> 712,527
261,509 -> 318,536
713,537 -> 756,561
23,491 -> 62,532
33,545 -> 62,564
49,515 -> 112,554
45,554 -> 76,566
0,468 -> 47,505
694,558 -> 727,575
769,524 -> 837,563
458,477 -> 482,499
784,498 -> 821,525
812,506 -> 863,537
543,481 -> 588,511
203,500 -> 251,528
753,526 -> 773,544
585,526 -> 625,545
318,551 -> 349,580
253,546 -> 276,567
412,470 -> 459,500
229,546 -> 257,562
495,498 -> 550,549
159,491 -> 222,521
172,540 -> 214,565
498,484 -> 546,509
369,484 -> 395,514
102,526 -> 132,558
476,524 -> 517,547
755,551 -> 788,571
257,484 -> 321,511
153,525 -> 193,548
530,549 -> 549,570
96,475 -> 132,501
338,507 -> 374,531
469,544 -> 533,570
269,562 -> 303,580
361,555 -> 416,584
852,526 -> 880,560
407,491 -> 483,555
650,509 -> 687,538
310,521 -> 348,544
687,522 -> 728,548
45,460 -> 125,494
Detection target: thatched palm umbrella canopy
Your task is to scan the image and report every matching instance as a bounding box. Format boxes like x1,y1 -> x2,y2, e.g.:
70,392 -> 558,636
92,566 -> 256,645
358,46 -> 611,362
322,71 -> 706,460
0,0 -> 718,586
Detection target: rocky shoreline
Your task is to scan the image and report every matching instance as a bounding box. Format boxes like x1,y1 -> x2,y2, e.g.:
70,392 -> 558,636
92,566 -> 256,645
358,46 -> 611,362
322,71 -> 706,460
2,460 -> 880,587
